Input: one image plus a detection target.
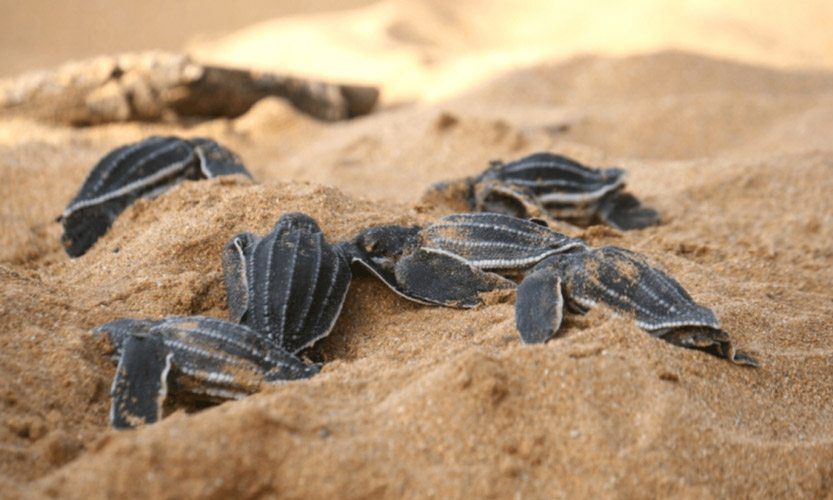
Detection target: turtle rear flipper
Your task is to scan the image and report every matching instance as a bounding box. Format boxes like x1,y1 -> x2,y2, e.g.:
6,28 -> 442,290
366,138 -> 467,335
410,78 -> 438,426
395,248 -> 514,308
515,261 -> 565,344
264,357 -> 322,382
660,327 -> 758,367
727,350 -> 759,367
599,192 -> 660,230
110,333 -> 172,429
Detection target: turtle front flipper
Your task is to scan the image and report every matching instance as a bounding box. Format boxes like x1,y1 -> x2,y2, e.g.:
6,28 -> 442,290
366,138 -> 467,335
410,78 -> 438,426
598,192 -> 660,230
660,327 -> 759,367
110,333 -> 173,429
222,232 -> 259,324
395,248 -> 515,308
472,179 -> 549,221
515,259 -> 565,344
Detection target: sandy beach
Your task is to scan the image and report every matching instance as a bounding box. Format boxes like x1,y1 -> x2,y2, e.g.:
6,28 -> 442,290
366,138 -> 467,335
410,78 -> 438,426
1,1 -> 832,497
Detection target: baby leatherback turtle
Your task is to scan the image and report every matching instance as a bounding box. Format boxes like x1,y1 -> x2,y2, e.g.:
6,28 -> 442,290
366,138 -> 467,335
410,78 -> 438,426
222,212 -> 352,354
94,316 -> 319,429
426,152 -> 660,231
517,246 -> 757,365
340,213 -> 585,307
59,135 -> 251,257
343,212 -> 755,365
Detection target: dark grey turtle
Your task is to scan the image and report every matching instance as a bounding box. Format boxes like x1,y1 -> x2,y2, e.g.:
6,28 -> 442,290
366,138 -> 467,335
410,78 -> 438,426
94,315 -> 319,429
426,152 -> 659,231
59,135 -> 252,257
222,212 -> 352,354
516,246 -> 757,365
340,212 -> 585,308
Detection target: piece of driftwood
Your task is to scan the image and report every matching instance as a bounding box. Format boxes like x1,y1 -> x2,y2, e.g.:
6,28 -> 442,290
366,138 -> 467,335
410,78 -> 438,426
0,52 -> 379,125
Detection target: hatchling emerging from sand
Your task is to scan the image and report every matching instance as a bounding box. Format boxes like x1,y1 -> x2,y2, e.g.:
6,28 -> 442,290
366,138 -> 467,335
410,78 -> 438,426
341,212 -> 756,365
59,135 -> 252,257
222,212 -> 352,355
95,316 -> 320,429
425,152 -> 660,231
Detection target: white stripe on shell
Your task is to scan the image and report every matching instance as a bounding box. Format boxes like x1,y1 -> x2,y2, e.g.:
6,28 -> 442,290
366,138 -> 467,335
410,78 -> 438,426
277,230 -> 302,344
64,143 -> 194,218
503,159 -> 602,178
292,232 -> 323,342
429,220 -> 566,245
90,138 -> 166,194
293,258 -> 351,354
536,183 -> 623,203
164,338 -> 249,367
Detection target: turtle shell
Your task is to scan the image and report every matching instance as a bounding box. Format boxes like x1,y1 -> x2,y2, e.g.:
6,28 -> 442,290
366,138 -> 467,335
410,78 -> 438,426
481,153 -> 626,205
188,137 -> 252,178
95,316 -> 318,403
420,212 -> 586,270
222,213 -> 352,354
60,136 -> 252,257
554,246 -> 721,331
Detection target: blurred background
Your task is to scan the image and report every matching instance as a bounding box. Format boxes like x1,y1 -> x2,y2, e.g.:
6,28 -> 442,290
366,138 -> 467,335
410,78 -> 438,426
2,0 -> 833,104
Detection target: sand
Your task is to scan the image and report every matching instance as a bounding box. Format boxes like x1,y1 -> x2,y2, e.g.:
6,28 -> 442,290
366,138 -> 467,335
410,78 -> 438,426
1,1 -> 833,498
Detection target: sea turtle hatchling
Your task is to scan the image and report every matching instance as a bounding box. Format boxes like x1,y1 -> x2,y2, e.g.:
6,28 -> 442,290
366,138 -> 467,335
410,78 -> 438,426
94,316 -> 320,429
425,152 -> 660,231
222,212 -> 352,354
516,246 -> 757,365
343,212 -> 755,365
339,213 -> 586,308
59,135 -> 252,257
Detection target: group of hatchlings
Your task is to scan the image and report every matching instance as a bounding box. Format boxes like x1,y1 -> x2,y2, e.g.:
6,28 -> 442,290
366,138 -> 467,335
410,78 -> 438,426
58,136 -> 757,429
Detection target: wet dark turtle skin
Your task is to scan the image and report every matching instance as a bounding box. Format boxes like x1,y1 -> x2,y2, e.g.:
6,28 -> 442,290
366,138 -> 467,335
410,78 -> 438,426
344,212 -> 755,365
59,135 -> 251,257
222,213 -> 352,354
425,152 -> 660,231
94,316 -> 319,429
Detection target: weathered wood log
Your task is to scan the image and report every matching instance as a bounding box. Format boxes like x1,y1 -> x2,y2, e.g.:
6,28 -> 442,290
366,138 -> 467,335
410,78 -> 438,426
0,52 -> 378,125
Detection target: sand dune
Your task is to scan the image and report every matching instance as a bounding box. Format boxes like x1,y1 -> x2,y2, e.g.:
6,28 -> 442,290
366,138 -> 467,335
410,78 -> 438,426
192,0 -> 833,103
1,0 -> 832,497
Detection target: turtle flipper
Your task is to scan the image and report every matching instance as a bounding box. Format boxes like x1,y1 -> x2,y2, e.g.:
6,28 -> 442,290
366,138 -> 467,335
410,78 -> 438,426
515,261 -> 565,344
110,333 -> 173,429
222,233 -> 259,323
264,355 -> 322,382
188,138 -> 253,178
660,327 -> 758,367
473,179 -> 549,220
59,202 -> 121,257
599,192 -> 660,230
395,248 -> 514,308
728,350 -> 759,367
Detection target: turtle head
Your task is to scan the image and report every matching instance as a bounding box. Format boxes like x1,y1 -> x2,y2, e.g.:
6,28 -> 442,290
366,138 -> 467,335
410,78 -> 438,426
92,318 -> 159,360
343,224 -> 421,278
476,160 -> 506,182
602,167 -> 627,184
